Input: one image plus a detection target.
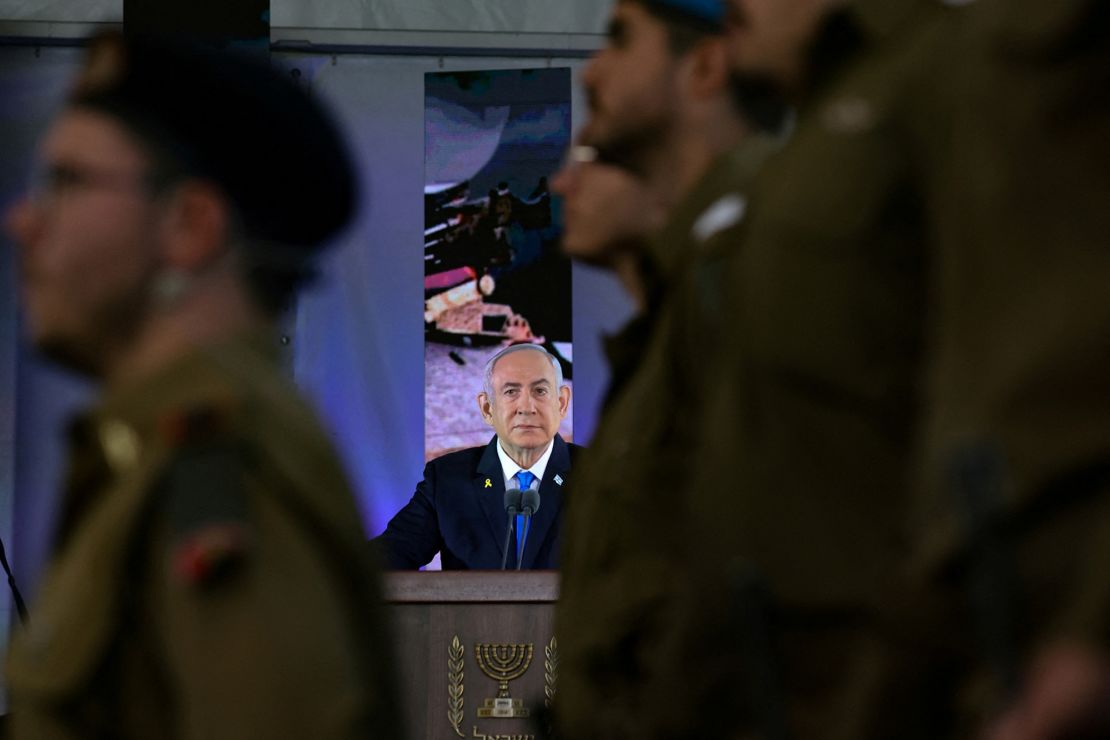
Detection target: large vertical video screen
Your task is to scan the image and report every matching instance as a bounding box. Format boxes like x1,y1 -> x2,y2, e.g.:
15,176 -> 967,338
423,68 -> 573,461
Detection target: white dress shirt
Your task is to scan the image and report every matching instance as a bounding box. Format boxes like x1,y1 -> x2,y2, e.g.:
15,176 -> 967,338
495,437 -> 553,490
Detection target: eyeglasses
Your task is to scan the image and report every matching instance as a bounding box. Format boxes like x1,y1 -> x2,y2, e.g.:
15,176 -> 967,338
25,161 -> 160,207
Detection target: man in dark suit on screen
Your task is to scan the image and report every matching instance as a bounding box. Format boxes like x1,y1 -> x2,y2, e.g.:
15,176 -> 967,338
376,343 -> 581,569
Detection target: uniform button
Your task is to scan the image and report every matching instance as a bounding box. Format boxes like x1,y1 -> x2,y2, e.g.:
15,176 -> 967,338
97,419 -> 141,473
821,96 -> 877,134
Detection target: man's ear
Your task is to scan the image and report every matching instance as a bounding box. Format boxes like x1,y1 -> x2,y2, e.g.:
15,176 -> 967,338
557,385 -> 571,419
157,181 -> 231,272
686,36 -> 731,100
477,392 -> 495,426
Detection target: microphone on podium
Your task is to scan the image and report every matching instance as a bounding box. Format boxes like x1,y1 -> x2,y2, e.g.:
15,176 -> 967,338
500,488 -> 523,570
515,489 -> 541,571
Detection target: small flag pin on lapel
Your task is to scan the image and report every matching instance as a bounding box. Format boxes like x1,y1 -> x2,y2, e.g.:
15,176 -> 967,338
484,478 -> 492,488
554,475 -> 564,486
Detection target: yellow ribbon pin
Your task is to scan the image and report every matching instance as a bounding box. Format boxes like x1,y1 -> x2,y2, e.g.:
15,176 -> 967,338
484,479 -> 492,488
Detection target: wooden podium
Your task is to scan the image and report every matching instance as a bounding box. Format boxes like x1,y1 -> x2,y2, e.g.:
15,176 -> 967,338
384,572 -> 559,740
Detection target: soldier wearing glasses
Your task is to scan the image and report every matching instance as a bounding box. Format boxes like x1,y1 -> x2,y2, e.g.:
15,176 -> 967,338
3,32 -> 400,739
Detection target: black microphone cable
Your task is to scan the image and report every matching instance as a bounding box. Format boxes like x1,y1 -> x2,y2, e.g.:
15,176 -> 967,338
0,534 -> 28,626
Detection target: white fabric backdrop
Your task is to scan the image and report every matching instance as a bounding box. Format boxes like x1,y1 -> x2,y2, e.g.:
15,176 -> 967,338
274,0 -> 610,34
0,0 -> 611,35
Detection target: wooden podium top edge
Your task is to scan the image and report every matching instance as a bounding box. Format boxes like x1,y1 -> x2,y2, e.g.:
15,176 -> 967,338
383,571 -> 560,603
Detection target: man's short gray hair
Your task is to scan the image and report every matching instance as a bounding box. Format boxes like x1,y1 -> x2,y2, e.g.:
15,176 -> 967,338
483,343 -> 565,398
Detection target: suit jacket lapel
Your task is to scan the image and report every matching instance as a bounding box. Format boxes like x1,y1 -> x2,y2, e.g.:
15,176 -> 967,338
521,435 -> 569,569
475,436 -> 509,563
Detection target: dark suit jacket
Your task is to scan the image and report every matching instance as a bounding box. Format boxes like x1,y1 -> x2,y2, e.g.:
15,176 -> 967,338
375,435 -> 580,570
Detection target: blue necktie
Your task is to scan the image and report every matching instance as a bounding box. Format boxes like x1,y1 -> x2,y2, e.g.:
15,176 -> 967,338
514,471 -> 536,564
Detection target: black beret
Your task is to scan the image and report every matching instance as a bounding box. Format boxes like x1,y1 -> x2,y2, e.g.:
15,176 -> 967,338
70,31 -> 356,251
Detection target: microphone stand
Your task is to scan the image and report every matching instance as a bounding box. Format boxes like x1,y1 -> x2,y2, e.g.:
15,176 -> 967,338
515,489 -> 540,572
500,488 -> 522,570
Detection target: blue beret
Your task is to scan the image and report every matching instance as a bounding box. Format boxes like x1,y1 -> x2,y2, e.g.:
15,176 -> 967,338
645,0 -> 726,28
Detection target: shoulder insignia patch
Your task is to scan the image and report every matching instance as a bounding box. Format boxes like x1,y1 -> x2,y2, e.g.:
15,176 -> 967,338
159,438 -> 252,588
158,404 -> 233,448
692,194 -> 747,244
171,523 -> 250,587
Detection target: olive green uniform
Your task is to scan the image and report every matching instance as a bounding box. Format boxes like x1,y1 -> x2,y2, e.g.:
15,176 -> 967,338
690,1 -> 977,737
6,334 -> 401,740
555,136 -> 779,740
912,0 -> 1110,729
696,0 -> 1110,735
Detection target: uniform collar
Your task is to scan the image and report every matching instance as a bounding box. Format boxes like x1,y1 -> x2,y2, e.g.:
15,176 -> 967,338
643,134 -> 782,296
987,0 -> 1097,55
645,144 -> 747,285
85,329 -> 281,448
601,311 -> 656,409
802,0 -> 927,95
849,0 -> 925,43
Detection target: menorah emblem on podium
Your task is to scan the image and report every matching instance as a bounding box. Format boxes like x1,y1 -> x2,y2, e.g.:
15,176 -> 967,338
475,643 -> 534,718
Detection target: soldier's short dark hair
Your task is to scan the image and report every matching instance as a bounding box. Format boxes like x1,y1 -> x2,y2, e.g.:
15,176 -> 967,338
627,0 -> 726,53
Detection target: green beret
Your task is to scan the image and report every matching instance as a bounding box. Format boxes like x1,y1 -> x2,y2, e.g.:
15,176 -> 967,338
70,32 -> 356,251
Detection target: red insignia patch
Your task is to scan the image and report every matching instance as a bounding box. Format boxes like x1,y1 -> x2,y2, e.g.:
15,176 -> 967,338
158,406 -> 231,447
171,523 -> 249,586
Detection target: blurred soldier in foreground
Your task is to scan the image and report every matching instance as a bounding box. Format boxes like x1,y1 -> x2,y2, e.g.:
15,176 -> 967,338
696,0 -> 1110,736
915,0 -> 1110,737
551,0 -> 783,736
2,32 -> 400,739
689,0 -> 984,736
